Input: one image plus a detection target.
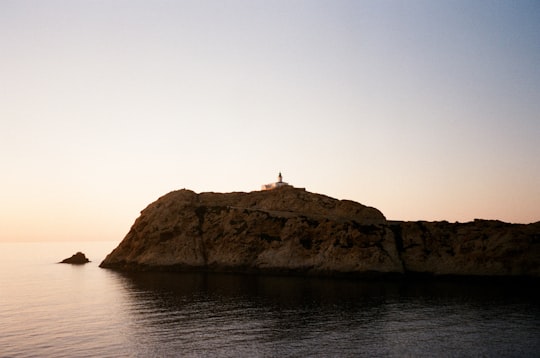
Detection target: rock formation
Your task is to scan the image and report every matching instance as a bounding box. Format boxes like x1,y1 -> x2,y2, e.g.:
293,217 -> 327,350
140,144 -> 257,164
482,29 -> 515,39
99,187 -> 540,278
390,220 -> 539,277
60,252 -> 90,264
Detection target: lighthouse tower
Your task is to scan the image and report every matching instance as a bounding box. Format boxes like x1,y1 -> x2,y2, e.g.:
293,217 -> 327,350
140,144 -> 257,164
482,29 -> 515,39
261,172 -> 290,190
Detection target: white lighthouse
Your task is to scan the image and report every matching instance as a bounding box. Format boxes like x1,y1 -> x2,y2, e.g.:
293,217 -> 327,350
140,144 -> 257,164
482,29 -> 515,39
261,172 -> 290,190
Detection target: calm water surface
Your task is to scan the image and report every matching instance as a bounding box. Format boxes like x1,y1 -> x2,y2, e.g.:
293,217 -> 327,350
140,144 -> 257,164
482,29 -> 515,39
1,241 -> 539,357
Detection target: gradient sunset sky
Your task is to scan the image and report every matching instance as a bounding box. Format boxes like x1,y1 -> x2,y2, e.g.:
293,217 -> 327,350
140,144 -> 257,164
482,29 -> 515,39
1,0 -> 539,242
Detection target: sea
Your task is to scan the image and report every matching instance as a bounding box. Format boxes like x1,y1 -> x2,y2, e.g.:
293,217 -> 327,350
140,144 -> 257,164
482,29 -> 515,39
1,241 -> 539,358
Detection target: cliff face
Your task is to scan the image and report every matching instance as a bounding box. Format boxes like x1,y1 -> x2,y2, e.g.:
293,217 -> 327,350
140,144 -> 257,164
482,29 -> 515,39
391,220 -> 539,277
100,188 -> 540,278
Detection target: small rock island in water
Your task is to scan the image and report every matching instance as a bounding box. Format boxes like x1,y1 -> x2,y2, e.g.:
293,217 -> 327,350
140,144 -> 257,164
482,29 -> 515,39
100,174 -> 539,278
60,252 -> 90,264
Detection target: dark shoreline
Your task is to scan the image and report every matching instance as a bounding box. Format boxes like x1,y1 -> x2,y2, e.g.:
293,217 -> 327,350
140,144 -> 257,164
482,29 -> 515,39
99,262 -> 540,283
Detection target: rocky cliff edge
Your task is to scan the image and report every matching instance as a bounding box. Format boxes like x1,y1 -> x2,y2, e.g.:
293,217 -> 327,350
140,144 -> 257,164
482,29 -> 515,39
100,187 -> 539,278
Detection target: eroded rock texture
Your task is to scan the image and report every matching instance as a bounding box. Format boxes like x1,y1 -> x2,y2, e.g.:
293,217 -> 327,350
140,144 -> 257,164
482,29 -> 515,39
100,188 -> 539,278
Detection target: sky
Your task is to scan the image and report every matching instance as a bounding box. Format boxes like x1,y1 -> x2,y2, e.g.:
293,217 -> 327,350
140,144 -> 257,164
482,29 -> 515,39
1,0 -> 539,242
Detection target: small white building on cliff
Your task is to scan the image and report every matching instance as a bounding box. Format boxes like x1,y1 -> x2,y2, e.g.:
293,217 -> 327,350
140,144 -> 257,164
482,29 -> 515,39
261,172 -> 291,191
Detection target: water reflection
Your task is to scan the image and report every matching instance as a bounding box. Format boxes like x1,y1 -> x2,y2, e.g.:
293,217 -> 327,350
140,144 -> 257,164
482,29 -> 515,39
112,272 -> 540,357
117,271 -> 540,306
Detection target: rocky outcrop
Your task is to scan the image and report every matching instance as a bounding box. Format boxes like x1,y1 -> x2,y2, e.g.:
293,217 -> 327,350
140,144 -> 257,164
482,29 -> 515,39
390,220 -> 539,277
60,252 -> 90,264
99,188 -> 540,278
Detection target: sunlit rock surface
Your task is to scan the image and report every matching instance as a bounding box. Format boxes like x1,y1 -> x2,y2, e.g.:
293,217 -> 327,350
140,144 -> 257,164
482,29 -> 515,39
100,188 -> 539,278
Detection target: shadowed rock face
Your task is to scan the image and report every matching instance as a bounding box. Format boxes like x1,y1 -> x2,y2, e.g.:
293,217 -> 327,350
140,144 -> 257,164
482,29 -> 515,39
389,220 -> 540,277
99,188 -> 540,278
60,252 -> 90,264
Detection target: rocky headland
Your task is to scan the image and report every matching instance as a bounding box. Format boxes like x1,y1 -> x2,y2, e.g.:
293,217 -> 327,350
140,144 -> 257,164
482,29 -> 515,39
100,187 -> 539,278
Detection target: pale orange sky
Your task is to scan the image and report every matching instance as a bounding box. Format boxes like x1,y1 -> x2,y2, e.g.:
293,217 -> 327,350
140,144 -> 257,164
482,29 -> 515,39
1,1 -> 539,242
